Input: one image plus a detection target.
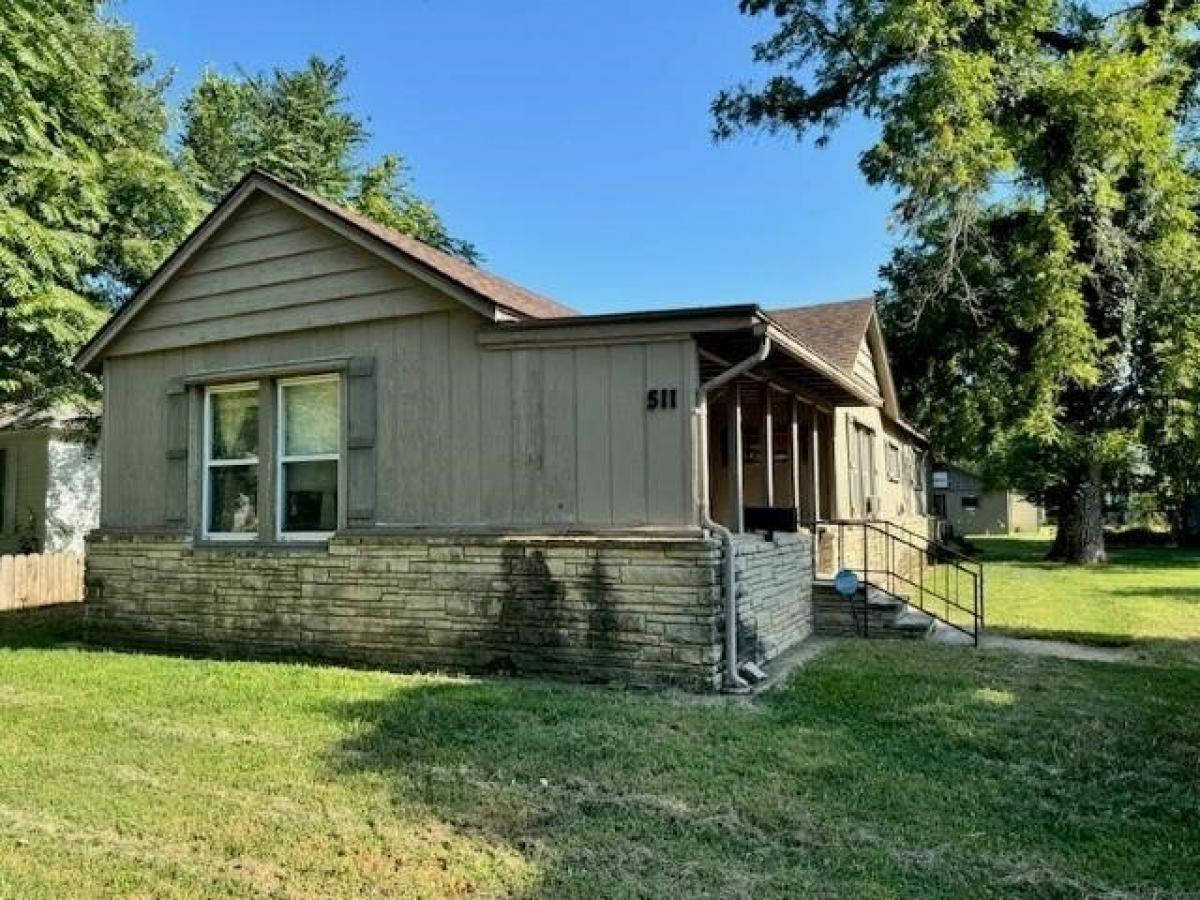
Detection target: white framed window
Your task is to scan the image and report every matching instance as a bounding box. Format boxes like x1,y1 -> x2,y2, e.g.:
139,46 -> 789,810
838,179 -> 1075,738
277,374 -> 341,540
203,383 -> 260,540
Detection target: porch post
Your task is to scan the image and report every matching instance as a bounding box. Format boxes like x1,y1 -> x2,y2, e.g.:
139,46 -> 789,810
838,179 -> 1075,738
728,382 -> 745,533
790,396 -> 801,517
763,385 -> 774,506
810,413 -> 822,521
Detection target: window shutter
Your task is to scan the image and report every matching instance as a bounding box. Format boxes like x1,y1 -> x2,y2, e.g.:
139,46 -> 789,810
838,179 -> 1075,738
165,381 -> 189,528
346,356 -> 377,527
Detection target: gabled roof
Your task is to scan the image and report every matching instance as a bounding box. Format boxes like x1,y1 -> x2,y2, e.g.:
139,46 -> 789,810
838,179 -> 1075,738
76,169 -> 575,372
769,298 -> 876,374
770,297 -> 925,440
280,174 -> 576,320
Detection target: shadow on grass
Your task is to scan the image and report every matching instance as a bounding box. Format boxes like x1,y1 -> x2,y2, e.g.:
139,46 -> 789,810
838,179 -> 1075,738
321,644 -> 1200,898
973,537 -> 1200,571
1106,586 -> 1200,600
0,604 -> 84,649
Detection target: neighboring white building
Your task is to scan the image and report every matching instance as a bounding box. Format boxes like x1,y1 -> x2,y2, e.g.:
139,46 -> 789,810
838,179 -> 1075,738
0,405 -> 100,555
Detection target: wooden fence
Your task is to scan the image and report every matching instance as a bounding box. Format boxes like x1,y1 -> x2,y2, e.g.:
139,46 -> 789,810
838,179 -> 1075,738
0,552 -> 85,610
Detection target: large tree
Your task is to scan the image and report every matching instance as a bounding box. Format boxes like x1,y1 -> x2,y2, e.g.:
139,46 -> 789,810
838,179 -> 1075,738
0,0 -> 199,408
715,0 -> 1200,563
178,56 -> 479,262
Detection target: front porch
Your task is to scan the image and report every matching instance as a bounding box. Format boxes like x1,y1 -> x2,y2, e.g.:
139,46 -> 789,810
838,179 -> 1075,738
694,331 -> 983,662
697,333 -> 846,538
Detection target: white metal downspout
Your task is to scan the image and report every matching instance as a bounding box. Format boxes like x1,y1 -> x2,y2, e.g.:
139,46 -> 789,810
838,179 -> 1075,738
695,334 -> 771,691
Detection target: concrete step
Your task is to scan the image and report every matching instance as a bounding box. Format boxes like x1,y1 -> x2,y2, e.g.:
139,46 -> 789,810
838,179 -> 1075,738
892,608 -> 935,632
925,619 -> 976,645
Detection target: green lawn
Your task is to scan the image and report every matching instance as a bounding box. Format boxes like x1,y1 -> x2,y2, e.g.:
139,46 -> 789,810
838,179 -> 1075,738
0,539 -> 1198,898
973,533 -> 1200,664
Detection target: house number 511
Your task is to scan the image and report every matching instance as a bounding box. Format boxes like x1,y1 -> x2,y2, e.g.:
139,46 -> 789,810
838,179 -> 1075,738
646,388 -> 678,410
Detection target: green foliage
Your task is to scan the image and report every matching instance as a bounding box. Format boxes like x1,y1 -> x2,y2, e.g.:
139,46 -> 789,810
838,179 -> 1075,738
179,56 -> 479,262
2,16 -> 479,412
179,56 -> 366,203
352,155 -> 480,261
716,0 -> 1200,558
0,0 -> 199,407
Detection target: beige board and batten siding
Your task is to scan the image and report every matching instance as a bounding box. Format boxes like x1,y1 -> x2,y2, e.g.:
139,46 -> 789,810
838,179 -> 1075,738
832,405 -> 927,521
100,195 -> 698,533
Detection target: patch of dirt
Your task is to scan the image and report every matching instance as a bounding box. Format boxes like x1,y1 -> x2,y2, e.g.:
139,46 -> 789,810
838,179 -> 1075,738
979,634 -> 1136,663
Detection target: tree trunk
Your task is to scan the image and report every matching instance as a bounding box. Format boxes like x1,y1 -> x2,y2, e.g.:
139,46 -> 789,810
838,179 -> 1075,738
1177,495 -> 1200,548
1047,471 -> 1107,564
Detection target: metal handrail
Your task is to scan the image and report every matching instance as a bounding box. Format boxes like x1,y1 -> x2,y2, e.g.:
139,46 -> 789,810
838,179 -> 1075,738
821,517 -> 984,569
805,517 -> 984,644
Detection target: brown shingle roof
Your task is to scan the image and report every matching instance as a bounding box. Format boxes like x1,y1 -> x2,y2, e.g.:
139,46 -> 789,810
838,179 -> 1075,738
768,298 -> 876,374
265,172 -> 578,320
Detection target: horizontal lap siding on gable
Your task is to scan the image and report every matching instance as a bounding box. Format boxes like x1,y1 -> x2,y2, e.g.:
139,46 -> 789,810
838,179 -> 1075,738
103,193 -> 456,358
101,314 -> 700,533
852,339 -> 881,398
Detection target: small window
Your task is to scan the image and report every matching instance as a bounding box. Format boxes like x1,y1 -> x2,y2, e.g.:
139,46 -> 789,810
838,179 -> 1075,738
932,468 -> 950,490
961,494 -> 979,513
278,375 -> 340,539
204,384 -> 260,539
885,442 -> 901,482
913,451 -> 925,491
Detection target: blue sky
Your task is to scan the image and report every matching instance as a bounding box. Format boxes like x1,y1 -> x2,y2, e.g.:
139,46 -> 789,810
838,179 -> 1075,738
119,0 -> 896,314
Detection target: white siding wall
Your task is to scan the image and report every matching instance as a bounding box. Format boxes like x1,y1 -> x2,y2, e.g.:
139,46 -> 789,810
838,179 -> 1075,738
44,437 -> 100,553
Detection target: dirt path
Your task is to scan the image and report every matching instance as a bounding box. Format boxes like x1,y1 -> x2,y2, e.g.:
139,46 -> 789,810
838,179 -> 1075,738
977,633 -> 1135,663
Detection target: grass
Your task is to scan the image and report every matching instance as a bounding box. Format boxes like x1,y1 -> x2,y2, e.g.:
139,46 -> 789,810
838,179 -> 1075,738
973,533 -> 1200,664
1,536 -> 1198,898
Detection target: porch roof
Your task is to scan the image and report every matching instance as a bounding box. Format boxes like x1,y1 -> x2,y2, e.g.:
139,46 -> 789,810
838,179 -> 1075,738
481,303 -> 884,411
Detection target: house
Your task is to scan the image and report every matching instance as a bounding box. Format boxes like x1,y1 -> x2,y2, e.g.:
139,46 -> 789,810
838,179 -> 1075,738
931,463 -> 1042,536
0,405 -> 100,556
76,170 -> 937,690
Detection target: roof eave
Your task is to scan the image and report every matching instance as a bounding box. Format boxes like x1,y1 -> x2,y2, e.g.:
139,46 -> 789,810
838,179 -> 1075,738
761,319 -> 883,409
74,169 -> 544,374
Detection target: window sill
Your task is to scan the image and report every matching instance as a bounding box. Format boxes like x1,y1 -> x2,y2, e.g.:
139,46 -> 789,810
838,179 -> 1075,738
193,539 -> 330,553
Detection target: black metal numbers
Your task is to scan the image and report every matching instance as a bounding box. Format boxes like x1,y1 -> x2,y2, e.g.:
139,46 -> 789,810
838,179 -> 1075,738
646,388 -> 678,410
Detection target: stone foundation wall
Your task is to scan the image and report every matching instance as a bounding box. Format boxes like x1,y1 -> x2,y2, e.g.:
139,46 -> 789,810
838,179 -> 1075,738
84,532 -> 726,689
812,584 -> 925,640
733,532 -> 813,666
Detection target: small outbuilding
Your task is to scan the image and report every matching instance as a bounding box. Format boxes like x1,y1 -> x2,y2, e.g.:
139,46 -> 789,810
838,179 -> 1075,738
77,170 -> 937,689
931,463 -> 1042,536
0,405 -> 99,555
